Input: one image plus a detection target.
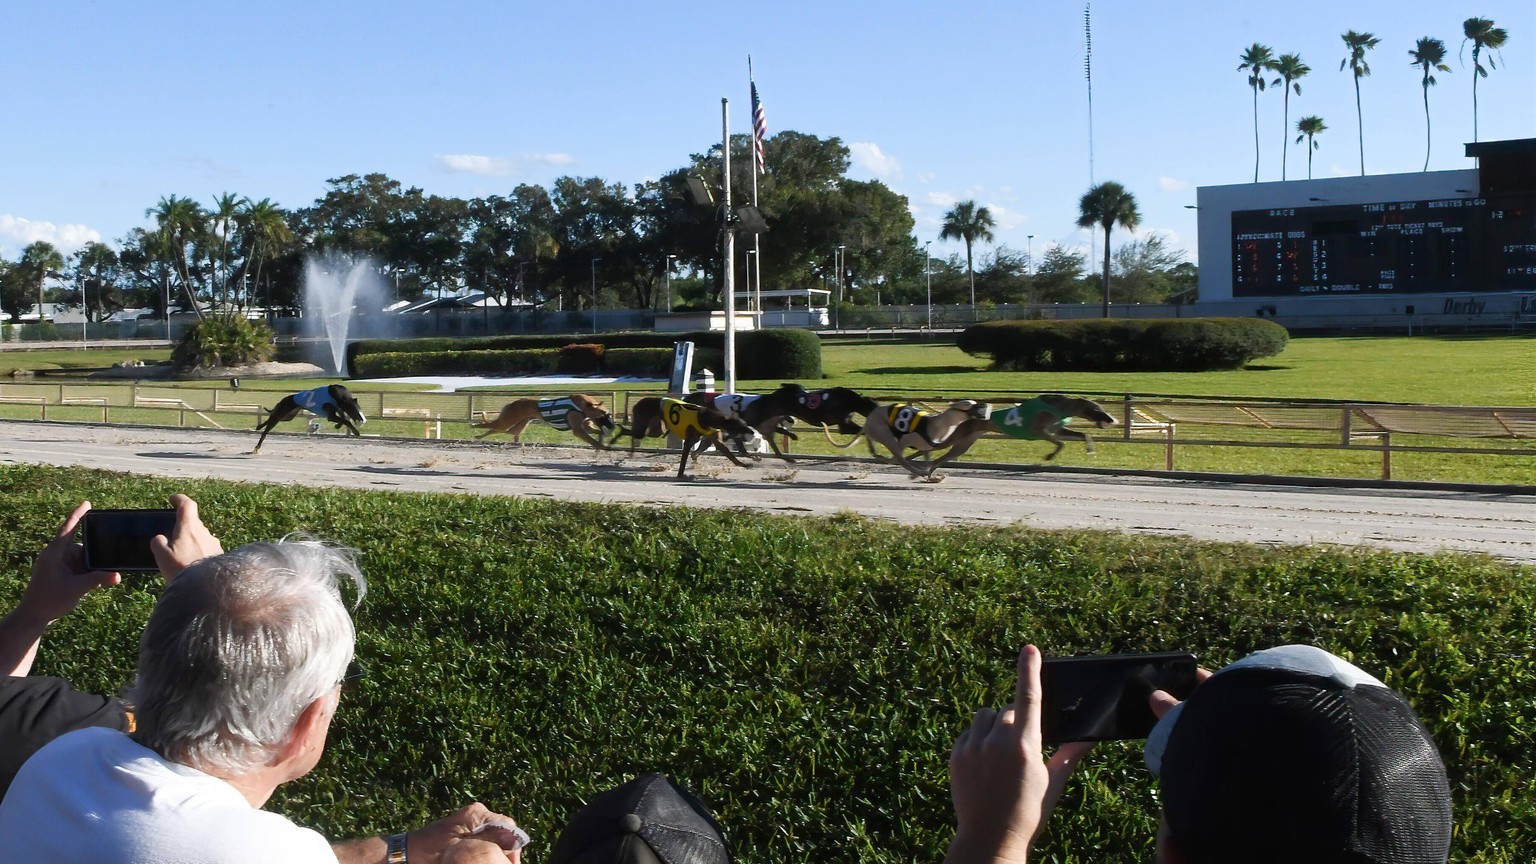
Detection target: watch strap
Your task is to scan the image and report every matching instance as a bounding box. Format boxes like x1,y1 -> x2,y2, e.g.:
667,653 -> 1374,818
386,832 -> 408,864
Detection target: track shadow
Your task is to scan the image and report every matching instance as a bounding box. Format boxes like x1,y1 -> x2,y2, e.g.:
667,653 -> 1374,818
855,365 -> 983,375
138,451 -> 223,460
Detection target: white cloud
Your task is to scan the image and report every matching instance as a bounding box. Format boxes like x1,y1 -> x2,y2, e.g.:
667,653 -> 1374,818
520,152 -> 575,166
916,171 -> 936,184
1327,163 -> 1352,178
925,191 -> 957,209
0,215 -> 101,257
848,142 -> 902,180
986,204 -> 1027,231
1157,176 -> 1190,192
437,154 -> 515,176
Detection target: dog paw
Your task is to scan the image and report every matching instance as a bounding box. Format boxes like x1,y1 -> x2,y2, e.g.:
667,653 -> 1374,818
921,473 -> 947,483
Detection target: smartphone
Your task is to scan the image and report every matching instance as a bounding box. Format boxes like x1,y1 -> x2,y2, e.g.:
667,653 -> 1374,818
1040,652 -> 1198,744
81,509 -> 177,572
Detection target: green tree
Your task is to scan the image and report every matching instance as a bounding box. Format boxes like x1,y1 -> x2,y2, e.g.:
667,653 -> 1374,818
236,198 -> 293,310
16,242 -> 65,323
209,192 -> 241,308
1030,245 -> 1091,305
1339,30 -> 1381,175
1409,38 -> 1451,172
1238,43 -> 1278,182
1076,181 -> 1141,318
1272,53 -> 1310,181
63,241 -> 122,322
938,200 -> 996,309
1460,17 -> 1509,143
1110,233 -> 1191,303
146,195 -> 210,319
1295,116 -> 1327,179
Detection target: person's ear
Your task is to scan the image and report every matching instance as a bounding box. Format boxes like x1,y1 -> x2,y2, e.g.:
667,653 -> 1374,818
276,693 -> 335,764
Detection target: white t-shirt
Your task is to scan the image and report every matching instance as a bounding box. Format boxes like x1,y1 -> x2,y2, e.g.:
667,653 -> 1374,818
0,727 -> 336,863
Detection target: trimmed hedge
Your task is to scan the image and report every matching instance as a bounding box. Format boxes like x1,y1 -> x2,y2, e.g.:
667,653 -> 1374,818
351,347 -> 677,378
346,328 -> 821,381
958,318 -> 1289,372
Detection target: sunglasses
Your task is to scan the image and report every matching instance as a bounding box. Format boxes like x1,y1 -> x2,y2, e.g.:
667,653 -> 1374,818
340,659 -> 366,692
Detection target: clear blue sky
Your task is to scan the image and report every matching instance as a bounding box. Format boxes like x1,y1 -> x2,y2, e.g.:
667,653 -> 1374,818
3,0 -> 1532,270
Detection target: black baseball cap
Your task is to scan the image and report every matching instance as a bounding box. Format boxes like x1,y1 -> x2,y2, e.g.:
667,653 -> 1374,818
547,773 -> 730,864
1143,645 -> 1451,864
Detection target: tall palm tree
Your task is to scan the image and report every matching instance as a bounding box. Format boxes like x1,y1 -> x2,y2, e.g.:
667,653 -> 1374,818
1272,53 -> 1310,180
938,200 -> 996,309
16,242 -> 64,323
1409,38 -> 1451,171
1339,30 -> 1381,176
1238,43 -> 1277,182
237,198 -> 293,310
146,195 -> 210,320
1295,116 -> 1327,180
210,192 -> 241,309
1460,17 -> 1509,143
1076,181 -> 1140,318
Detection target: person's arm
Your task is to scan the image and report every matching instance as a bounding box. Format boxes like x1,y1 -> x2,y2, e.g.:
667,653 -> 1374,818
331,803 -> 525,864
0,501 -> 120,677
944,645 -> 1094,864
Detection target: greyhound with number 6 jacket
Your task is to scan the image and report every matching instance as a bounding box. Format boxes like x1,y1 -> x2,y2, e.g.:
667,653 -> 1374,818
611,396 -> 765,479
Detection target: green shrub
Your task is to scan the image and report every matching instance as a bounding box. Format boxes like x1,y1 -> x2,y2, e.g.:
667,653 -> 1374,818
560,344 -> 606,375
348,329 -> 822,380
19,322 -> 64,342
737,328 -> 822,379
604,348 -> 675,377
171,317 -> 276,369
959,318 -> 1288,372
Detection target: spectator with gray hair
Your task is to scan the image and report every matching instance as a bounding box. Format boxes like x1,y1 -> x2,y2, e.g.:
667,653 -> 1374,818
0,508 -> 524,864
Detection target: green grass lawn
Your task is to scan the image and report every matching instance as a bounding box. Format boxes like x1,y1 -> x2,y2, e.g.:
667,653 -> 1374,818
3,466 -> 1531,863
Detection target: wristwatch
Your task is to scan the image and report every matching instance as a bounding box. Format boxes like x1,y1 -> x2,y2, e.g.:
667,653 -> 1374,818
386,832 -> 408,864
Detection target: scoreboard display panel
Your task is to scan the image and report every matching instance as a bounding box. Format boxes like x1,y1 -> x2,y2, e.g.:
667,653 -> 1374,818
1231,194 -> 1536,297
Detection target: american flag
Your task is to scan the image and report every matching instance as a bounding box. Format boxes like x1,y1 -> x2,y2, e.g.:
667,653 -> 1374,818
750,81 -> 767,174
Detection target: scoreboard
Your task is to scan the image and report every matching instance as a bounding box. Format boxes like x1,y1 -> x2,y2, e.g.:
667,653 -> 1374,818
1231,193 -> 1536,297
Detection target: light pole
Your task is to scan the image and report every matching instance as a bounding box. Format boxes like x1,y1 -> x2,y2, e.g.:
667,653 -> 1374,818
835,245 -> 846,330
664,254 -> 677,313
745,250 -> 756,312
517,260 -> 529,306
163,275 -> 171,341
1026,234 -> 1035,311
923,241 -> 933,330
590,257 -> 601,334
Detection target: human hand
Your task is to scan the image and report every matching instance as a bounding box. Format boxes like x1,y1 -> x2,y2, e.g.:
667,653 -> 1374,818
440,838 -> 517,864
945,645 -> 1095,864
150,494 -> 223,581
1149,667 -> 1214,719
407,803 -> 525,864
18,501 -> 121,626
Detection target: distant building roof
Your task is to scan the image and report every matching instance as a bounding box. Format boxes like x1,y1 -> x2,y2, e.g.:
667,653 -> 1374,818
1465,138 -> 1536,157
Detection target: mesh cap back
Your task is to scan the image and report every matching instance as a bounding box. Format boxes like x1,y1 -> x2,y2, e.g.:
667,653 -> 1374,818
1149,646 -> 1451,864
548,774 -> 730,864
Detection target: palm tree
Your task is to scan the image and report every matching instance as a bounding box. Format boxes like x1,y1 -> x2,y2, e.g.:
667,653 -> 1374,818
1339,30 -> 1381,176
1238,43 -> 1277,182
147,195 -> 210,320
237,198 -> 293,310
938,200 -> 996,310
1295,116 -> 1327,180
1272,53 -> 1310,181
210,192 -> 240,308
16,242 -> 64,323
1461,17 -> 1509,143
1076,181 -> 1140,318
1409,38 -> 1451,171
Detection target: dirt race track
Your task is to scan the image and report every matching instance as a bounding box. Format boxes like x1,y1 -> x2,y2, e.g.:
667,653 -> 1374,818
2,419 -> 1533,564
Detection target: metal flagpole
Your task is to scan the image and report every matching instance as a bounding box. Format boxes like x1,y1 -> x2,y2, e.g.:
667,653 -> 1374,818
721,97 -> 737,394
749,57 -> 762,315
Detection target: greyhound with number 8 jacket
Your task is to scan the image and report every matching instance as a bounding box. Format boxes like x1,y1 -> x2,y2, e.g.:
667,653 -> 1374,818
252,384 -> 367,454
611,396 -> 765,479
